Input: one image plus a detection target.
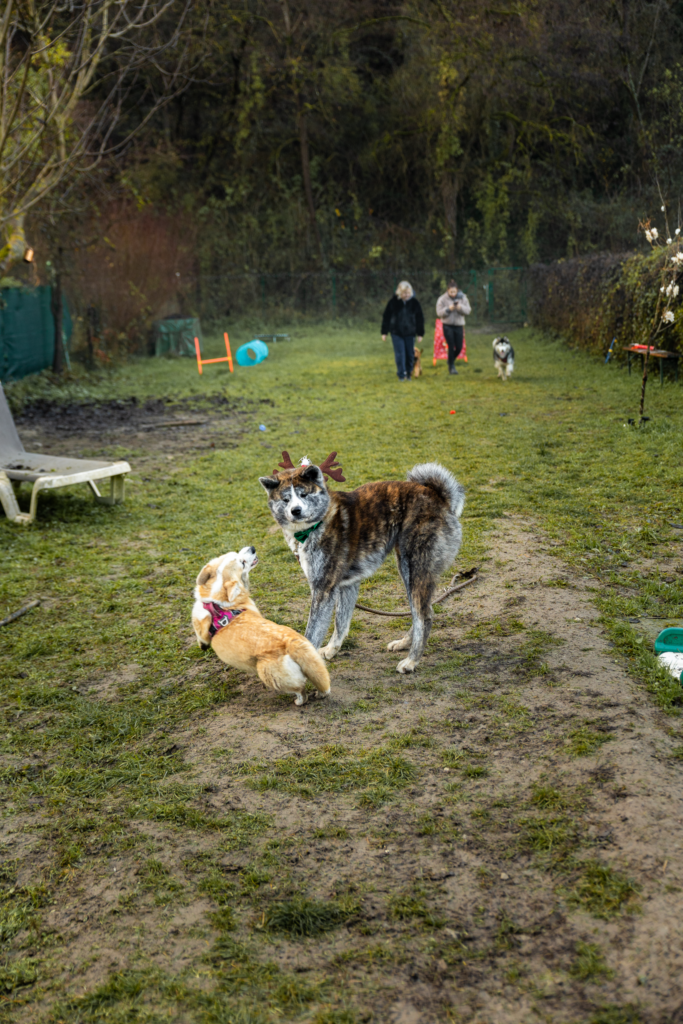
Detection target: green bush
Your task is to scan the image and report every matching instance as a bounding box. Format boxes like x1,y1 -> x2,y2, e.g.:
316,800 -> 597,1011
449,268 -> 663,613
529,247 -> 683,357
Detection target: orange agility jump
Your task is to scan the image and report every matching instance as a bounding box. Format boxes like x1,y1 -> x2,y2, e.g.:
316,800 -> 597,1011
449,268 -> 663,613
194,332 -> 234,374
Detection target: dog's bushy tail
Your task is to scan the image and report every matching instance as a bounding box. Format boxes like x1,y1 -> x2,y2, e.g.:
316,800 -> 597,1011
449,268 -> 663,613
289,637 -> 331,694
407,462 -> 465,517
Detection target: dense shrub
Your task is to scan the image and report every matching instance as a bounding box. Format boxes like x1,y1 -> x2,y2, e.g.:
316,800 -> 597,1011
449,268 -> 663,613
529,249 -> 683,358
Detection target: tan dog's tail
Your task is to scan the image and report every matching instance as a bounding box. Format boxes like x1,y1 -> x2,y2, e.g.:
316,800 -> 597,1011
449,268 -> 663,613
290,637 -> 331,694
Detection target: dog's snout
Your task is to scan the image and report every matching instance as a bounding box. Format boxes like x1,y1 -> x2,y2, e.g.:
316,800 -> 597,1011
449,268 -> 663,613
291,507 -> 303,519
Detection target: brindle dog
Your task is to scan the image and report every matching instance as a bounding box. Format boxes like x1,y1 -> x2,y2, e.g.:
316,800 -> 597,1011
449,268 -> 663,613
259,454 -> 465,673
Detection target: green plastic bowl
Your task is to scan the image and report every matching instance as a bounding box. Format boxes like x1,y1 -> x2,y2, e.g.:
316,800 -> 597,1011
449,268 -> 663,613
654,627 -> 683,654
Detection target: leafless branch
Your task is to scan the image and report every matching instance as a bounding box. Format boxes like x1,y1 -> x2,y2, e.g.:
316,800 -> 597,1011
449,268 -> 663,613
0,0 -> 201,262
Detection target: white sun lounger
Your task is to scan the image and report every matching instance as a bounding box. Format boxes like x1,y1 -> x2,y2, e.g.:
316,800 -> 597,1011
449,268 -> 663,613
0,382 -> 130,525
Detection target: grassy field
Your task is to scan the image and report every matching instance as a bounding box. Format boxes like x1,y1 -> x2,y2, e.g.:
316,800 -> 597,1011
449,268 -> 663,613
1,323 -> 682,1024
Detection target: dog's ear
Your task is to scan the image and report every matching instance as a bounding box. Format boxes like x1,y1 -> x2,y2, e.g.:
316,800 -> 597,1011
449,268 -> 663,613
301,464 -> 326,487
197,565 -> 216,587
259,476 -> 279,494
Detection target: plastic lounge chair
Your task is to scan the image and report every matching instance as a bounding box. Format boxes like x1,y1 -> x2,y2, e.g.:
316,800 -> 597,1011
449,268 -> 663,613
0,383 -> 130,525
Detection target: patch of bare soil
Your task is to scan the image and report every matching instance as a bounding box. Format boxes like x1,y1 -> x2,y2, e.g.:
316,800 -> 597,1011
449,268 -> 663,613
7,519 -> 683,1024
14,394 -> 264,467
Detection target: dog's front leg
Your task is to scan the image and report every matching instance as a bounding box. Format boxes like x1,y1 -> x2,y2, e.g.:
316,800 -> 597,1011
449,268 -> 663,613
320,581 -> 360,661
192,603 -> 212,650
305,591 -> 337,653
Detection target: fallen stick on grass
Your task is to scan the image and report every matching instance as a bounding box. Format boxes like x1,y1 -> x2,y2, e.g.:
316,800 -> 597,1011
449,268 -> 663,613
138,419 -> 208,430
0,599 -> 41,627
355,567 -> 479,617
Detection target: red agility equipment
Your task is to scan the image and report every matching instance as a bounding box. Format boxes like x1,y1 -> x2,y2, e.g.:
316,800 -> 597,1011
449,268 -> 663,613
433,319 -> 467,366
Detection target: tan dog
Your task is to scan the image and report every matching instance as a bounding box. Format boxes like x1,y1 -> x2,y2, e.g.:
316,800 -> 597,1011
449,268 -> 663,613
191,546 -> 330,706
413,346 -> 422,378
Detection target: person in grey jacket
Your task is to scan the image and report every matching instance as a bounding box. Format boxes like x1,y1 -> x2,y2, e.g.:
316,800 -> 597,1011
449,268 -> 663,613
436,279 -> 471,375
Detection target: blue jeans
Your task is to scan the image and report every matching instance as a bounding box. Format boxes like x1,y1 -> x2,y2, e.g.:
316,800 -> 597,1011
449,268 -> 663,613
391,334 -> 415,379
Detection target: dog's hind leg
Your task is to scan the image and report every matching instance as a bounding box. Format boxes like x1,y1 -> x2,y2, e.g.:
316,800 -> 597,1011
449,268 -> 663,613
320,581 -> 359,661
257,657 -> 308,706
397,574 -> 435,674
388,545 -> 414,652
387,627 -> 413,652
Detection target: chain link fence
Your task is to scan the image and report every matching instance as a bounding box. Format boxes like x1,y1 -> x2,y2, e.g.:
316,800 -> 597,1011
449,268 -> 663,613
193,267 -> 528,326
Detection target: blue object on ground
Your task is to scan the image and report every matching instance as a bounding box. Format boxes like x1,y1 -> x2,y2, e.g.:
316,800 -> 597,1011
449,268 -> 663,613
236,340 -> 269,366
654,627 -> 683,654
259,425 -> 266,432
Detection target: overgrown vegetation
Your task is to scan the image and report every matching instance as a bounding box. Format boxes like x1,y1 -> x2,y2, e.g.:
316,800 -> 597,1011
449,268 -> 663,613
4,1 -> 683,341
529,245 -> 683,358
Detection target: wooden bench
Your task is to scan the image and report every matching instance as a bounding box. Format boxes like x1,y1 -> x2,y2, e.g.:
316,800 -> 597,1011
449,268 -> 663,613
625,345 -> 680,386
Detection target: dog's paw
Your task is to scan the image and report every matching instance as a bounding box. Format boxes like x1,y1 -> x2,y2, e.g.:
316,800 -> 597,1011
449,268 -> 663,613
294,691 -> 309,706
199,641 -> 210,651
319,643 -> 340,661
387,637 -> 411,652
315,689 -> 330,699
396,657 -> 417,674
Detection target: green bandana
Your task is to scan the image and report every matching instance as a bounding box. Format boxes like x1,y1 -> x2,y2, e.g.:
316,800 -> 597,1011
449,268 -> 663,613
294,521 -> 323,544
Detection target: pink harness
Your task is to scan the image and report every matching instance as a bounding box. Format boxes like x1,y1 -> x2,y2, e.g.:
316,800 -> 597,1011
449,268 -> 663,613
203,601 -> 242,638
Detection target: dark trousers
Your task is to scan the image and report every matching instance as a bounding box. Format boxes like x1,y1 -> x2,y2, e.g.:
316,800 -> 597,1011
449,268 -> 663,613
390,334 -> 415,379
443,324 -> 464,370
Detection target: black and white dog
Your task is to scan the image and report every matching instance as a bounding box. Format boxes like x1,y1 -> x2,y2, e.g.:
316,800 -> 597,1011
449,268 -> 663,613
492,336 -> 514,380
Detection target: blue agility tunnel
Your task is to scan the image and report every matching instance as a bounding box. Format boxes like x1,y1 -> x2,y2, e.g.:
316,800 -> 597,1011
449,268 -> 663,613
235,339 -> 269,366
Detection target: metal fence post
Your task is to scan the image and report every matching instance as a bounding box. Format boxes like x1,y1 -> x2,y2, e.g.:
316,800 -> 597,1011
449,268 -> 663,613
331,269 -> 337,318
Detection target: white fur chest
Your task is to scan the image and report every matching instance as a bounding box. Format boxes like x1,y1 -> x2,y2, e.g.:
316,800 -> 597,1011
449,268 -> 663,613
282,526 -> 314,581
297,542 -> 313,580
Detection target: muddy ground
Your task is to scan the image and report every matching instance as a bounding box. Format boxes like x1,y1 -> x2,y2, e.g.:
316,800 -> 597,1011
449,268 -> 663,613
13,393 -> 264,467
3,406 -> 683,1024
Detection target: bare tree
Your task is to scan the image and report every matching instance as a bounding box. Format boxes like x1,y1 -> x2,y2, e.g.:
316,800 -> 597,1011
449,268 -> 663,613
0,0 -> 197,271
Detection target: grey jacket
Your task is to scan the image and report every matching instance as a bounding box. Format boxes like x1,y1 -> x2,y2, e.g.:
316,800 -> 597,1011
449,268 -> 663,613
436,290 -> 471,326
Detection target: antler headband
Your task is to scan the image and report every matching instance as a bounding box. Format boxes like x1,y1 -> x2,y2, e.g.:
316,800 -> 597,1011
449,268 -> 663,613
273,450 -> 346,483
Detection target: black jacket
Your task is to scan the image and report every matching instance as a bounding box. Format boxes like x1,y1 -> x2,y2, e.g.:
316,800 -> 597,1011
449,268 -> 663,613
381,295 -> 425,338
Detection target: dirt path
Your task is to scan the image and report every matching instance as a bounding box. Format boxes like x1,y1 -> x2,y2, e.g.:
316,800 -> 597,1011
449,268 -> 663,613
7,503 -> 683,1023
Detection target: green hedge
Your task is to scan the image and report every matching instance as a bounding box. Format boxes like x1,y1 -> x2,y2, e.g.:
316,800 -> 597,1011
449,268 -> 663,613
529,249 -> 683,358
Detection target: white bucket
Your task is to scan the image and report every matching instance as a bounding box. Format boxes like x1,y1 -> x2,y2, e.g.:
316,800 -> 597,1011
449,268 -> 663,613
657,651 -> 683,681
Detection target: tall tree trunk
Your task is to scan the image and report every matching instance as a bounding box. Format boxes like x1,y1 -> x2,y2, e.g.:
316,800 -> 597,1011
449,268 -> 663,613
86,305 -> 96,370
441,174 -> 458,267
297,105 -> 323,263
51,249 -> 64,374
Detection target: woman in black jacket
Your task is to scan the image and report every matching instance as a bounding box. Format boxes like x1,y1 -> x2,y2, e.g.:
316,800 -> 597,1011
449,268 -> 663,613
381,281 -> 424,380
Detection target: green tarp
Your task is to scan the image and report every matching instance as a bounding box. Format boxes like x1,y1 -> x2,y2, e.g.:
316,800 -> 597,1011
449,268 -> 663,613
152,317 -> 203,357
0,285 -> 72,381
